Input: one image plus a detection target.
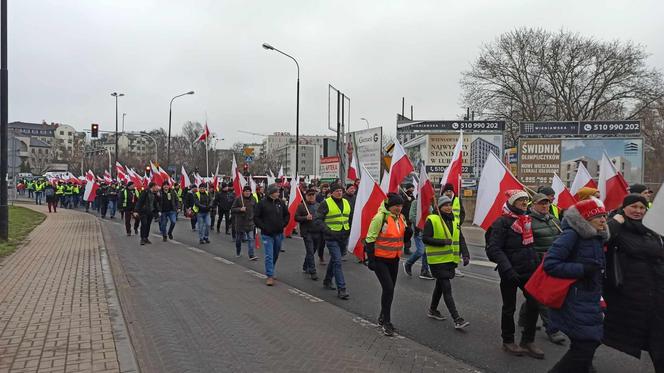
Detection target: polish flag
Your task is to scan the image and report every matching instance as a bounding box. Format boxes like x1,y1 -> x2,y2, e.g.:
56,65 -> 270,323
570,162 -> 598,196
103,170 -> 112,184
552,173 -> 577,210
387,140 -> 414,193
284,175 -> 303,237
179,166 -> 191,188
211,162 -> 220,191
193,173 -> 203,187
127,168 -> 142,189
83,170 -> 99,202
416,164 -> 435,230
142,172 -> 149,190
439,131 -> 463,195
249,175 -> 257,194
157,165 -> 170,185
195,123 -> 210,143
231,155 -> 242,196
599,153 -> 629,211
149,161 -> 164,186
349,165 -> 388,259
277,166 -> 284,180
347,152 -> 359,181
116,162 -> 128,183
380,169 -> 390,194
473,152 -> 524,230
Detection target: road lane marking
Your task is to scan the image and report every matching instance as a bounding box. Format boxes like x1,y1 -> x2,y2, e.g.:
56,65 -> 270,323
245,269 -> 267,279
187,246 -> 205,254
214,257 -> 234,265
287,288 -> 323,303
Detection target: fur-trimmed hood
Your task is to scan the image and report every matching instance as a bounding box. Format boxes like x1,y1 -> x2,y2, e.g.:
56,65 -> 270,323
563,206 -> 610,241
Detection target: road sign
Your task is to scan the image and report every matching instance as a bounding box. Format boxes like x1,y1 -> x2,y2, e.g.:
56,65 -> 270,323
244,156 -> 254,163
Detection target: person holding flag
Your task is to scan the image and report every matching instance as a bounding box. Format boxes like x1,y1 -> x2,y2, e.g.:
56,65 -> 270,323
119,182 -> 140,236
158,181 -> 179,241
254,184 -> 290,286
295,189 -> 322,281
231,185 -> 258,260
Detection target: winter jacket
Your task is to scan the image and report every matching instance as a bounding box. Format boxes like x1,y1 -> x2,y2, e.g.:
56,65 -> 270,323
231,196 -> 256,232
365,203 -> 404,243
529,209 -> 561,259
159,189 -> 179,212
295,201 -> 320,236
422,211 -> 470,279
543,206 -> 608,342
315,196 -> 351,241
603,216 -> 664,358
193,192 -> 212,214
214,190 -> 235,211
135,190 -> 158,216
485,205 -> 539,280
254,196 -> 290,237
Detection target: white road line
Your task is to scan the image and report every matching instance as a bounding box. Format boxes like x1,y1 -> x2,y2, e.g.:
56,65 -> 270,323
245,269 -> 267,279
287,288 -> 324,303
187,246 -> 205,254
213,257 -> 234,265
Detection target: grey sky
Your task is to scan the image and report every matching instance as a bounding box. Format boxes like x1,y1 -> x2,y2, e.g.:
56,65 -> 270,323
9,0 -> 664,147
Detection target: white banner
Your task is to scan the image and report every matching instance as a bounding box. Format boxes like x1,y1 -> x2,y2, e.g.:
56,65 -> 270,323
346,127 -> 382,181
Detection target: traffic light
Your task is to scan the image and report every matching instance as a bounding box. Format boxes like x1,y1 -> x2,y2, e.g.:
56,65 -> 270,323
145,165 -> 151,173
91,123 -> 99,138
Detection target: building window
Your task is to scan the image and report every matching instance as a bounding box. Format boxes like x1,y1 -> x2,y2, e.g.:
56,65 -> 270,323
60,130 -> 64,135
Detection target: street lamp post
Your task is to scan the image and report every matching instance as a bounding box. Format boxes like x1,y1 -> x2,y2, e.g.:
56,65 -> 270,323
0,0 -> 9,240
262,42 -> 300,176
360,117 -> 370,129
111,92 -> 124,176
167,91 -> 195,168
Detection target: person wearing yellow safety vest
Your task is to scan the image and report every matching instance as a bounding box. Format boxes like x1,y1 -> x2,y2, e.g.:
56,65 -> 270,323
120,182 -> 140,236
315,183 -> 351,300
537,186 -> 561,220
64,181 -> 74,209
27,180 -> 34,198
424,195 -> 471,330
365,193 -> 406,337
34,179 -> 45,205
55,182 -> 65,207
173,182 -> 183,217
193,183 -> 213,244
442,183 -> 466,277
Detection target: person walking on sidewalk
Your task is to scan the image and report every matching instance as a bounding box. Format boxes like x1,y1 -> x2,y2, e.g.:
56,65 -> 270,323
424,196 -> 470,330
486,189 -> 543,359
159,182 -> 179,241
231,186 -> 257,259
254,184 -> 290,286
120,182 -> 140,236
214,183 -> 234,234
316,183 -> 352,300
107,182 -> 119,218
404,197 -> 433,280
34,179 -> 44,205
193,183 -> 212,244
134,182 -> 159,245
365,193 -> 406,336
45,182 -> 57,213
544,198 -> 608,373
295,189 -> 321,280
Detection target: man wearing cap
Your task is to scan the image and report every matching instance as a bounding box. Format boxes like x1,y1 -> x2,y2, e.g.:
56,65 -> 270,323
316,183 -> 352,299
193,183 -> 212,244
231,185 -> 258,259
119,182 -> 140,236
486,189 -> 543,359
158,182 -> 179,241
295,189 -> 322,280
134,182 -> 160,245
254,184 -> 290,286
537,186 -> 561,219
213,183 -> 235,234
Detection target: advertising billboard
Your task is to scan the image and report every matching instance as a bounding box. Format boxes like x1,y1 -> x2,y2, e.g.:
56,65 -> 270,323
319,156 -> 340,180
346,127 -> 382,181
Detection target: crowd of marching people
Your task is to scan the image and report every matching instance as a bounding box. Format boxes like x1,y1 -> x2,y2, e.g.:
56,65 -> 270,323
19,169 -> 663,373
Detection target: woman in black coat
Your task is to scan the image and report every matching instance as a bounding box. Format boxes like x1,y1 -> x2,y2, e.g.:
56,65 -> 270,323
603,194 -> 664,372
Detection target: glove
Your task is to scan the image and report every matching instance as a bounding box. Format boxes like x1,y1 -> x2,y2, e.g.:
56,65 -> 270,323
462,256 -> 470,266
583,263 -> 600,278
503,269 -> 520,285
367,253 -> 376,271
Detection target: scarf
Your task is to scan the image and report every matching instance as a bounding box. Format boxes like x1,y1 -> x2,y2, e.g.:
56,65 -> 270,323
502,204 -> 534,245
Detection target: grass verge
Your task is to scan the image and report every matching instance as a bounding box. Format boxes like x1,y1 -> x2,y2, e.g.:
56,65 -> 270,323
0,206 -> 46,257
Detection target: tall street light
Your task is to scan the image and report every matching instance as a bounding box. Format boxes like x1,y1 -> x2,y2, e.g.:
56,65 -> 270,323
360,117 -> 370,128
167,91 -> 195,168
0,0 -> 8,240
262,42 -> 300,176
111,92 -> 124,176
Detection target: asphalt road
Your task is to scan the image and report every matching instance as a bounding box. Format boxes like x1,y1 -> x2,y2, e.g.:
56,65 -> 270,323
103,215 -> 655,373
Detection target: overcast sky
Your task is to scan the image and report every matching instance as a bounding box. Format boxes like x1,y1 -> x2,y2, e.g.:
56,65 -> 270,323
9,0 -> 664,147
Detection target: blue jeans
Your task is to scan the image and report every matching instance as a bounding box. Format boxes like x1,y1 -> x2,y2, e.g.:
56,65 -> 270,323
159,211 -> 177,237
235,231 -> 255,257
262,233 -> 283,278
108,200 -> 117,217
35,191 -> 43,205
197,212 -> 210,240
406,231 -> 429,272
325,239 -> 347,289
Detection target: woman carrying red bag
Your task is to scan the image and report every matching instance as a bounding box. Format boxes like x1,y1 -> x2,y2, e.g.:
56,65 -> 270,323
543,198 -> 609,373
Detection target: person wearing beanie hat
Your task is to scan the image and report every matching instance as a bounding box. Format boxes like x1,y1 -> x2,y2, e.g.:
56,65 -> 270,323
193,182 -> 212,244
158,181 -> 179,242
601,194 -> 664,370
575,187 -> 600,202
315,180 -> 352,300
295,188 -> 323,280
486,188 -> 542,358
629,183 -> 654,207
134,182 -> 161,245
231,183 -> 258,260
212,181 -> 235,234
119,181 -> 140,236
544,197 -> 609,372
400,184 -> 416,256
423,191 -> 470,330
254,183 -> 290,286
441,183 -> 466,224
364,192 -> 406,336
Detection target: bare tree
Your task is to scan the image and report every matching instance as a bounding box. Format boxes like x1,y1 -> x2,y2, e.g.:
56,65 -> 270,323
461,28 -> 664,147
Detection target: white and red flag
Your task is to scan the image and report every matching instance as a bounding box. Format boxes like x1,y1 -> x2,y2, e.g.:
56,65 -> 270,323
570,162 -> 598,196
473,152 -> 524,230
103,170 -> 112,184
211,162 -> 220,191
386,139 -> 414,193
380,169 -> 390,194
231,155 -> 242,196
416,163 -> 435,230
439,131 -> 463,195
552,173 -> 577,210
149,161 -> 164,186
599,153 -> 629,211
195,122 -> 210,143
179,166 -> 191,188
283,174 -> 302,237
348,165 -> 388,259
347,152 -> 359,182
84,170 -> 99,202
115,162 -> 128,183
249,175 -> 257,194
193,173 -> 203,187
157,165 -> 171,185
277,166 -> 284,180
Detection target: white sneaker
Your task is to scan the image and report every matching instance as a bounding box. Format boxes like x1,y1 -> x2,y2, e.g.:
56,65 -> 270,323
455,268 -> 464,277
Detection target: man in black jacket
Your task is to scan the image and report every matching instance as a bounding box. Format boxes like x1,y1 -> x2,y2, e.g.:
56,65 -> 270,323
134,182 -> 159,245
119,182 -> 140,236
159,182 -> 179,241
193,183 -> 212,244
254,184 -> 290,286
400,183 -> 416,255
295,189 -> 321,280
214,183 -> 235,234
231,186 -> 257,259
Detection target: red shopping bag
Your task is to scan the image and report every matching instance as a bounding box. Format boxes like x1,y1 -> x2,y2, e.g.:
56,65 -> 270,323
525,259 -> 576,309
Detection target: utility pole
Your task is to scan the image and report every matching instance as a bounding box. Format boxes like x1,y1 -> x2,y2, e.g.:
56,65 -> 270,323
0,0 -> 9,240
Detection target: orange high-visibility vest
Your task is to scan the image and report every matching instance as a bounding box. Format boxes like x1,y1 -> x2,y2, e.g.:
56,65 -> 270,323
374,214 -> 405,259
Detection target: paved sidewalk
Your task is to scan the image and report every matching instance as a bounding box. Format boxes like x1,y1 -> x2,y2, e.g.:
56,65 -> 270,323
0,205 -> 135,373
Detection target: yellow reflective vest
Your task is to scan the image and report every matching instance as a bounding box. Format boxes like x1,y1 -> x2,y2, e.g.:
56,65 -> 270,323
324,197 -> 351,231
424,214 -> 460,265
